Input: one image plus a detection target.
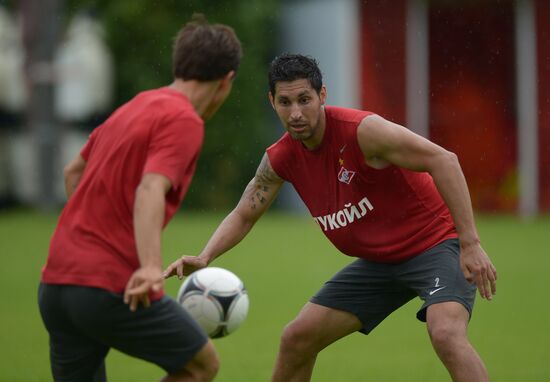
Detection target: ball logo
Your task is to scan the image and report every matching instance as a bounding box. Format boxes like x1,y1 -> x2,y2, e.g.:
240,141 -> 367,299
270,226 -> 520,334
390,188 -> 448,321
338,167 -> 356,184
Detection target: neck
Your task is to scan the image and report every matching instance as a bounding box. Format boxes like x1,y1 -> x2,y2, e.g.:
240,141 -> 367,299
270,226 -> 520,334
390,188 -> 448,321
303,106 -> 327,150
169,78 -> 219,118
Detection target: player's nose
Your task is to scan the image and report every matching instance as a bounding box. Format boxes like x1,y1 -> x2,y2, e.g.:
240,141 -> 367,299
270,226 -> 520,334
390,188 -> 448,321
289,104 -> 303,121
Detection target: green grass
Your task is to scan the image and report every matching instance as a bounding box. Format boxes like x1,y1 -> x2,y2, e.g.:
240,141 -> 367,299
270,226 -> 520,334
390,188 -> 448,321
0,210 -> 549,381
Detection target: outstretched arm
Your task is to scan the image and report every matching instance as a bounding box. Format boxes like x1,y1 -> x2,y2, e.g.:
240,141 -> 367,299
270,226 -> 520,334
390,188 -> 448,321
357,114 -> 497,300
164,153 -> 284,279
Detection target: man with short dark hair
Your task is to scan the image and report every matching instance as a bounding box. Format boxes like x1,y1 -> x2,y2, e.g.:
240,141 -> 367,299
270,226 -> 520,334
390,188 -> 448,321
39,15 -> 242,382
165,53 -> 497,382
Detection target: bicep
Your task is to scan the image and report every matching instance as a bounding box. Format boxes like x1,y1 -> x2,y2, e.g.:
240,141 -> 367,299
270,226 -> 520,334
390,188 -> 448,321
357,114 -> 451,172
234,153 -> 284,221
137,173 -> 172,197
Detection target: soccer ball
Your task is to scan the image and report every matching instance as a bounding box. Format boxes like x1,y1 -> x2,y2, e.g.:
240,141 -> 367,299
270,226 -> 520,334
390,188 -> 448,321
177,267 -> 249,338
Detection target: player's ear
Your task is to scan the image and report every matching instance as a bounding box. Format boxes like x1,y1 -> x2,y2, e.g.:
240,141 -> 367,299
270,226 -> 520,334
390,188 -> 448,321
268,91 -> 275,109
319,85 -> 327,105
219,70 -> 235,90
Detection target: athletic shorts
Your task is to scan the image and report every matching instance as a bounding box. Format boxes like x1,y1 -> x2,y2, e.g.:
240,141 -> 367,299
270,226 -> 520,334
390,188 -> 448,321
310,238 -> 476,334
38,283 -> 208,381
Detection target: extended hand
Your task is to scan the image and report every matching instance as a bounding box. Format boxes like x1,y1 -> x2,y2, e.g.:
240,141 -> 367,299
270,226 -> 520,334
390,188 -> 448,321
163,256 -> 208,280
123,266 -> 164,311
460,243 -> 497,300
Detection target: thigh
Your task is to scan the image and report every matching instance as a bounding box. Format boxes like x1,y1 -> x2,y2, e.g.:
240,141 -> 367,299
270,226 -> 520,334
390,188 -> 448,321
38,283 -> 108,382
288,302 -> 362,350
395,239 -> 477,322
81,293 -> 209,375
310,259 -> 416,334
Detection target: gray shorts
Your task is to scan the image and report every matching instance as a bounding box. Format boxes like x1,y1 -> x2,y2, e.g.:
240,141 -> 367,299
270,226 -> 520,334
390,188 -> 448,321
38,283 -> 208,381
310,239 -> 476,334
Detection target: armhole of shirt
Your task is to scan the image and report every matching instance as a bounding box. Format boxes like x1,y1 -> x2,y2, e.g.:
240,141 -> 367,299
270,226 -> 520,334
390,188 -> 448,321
266,144 -> 291,182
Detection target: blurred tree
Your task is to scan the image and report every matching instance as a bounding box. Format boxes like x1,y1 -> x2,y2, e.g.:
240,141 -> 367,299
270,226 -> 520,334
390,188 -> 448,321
65,0 -> 280,210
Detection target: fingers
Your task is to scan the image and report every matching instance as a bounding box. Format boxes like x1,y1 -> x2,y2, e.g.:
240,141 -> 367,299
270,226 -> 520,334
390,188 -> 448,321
487,264 -> 497,297
163,263 -> 175,279
123,277 -> 135,305
176,261 -> 184,279
163,259 -> 185,279
461,263 -> 473,283
490,265 -> 497,295
130,295 -> 138,312
469,263 -> 497,301
140,293 -> 150,309
474,270 -> 489,300
163,257 -> 203,280
124,276 -> 163,311
125,282 -> 150,311
461,245 -> 497,301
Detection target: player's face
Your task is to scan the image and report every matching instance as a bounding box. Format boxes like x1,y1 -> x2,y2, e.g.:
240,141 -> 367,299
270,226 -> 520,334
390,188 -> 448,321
269,79 -> 327,149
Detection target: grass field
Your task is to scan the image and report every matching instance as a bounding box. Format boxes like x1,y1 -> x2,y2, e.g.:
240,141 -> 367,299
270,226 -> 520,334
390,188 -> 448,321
0,209 -> 549,381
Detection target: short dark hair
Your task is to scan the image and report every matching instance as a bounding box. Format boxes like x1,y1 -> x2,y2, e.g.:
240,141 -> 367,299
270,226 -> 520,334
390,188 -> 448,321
268,53 -> 323,95
172,14 -> 242,81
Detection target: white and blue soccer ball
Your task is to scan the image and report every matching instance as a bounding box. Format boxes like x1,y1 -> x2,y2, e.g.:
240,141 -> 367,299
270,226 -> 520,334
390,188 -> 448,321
177,267 -> 249,338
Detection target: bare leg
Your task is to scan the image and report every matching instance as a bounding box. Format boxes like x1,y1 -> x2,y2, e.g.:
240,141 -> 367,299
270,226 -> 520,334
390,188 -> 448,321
271,302 -> 362,382
161,340 -> 219,382
427,302 -> 489,382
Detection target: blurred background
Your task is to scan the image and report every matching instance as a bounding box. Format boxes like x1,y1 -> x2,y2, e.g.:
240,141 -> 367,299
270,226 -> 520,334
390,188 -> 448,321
0,0 -> 548,217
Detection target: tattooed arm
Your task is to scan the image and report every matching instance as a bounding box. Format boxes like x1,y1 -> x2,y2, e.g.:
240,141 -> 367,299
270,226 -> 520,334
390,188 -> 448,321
164,153 -> 284,278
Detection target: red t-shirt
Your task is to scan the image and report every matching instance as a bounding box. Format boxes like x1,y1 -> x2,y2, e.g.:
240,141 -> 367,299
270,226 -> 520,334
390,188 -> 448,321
267,106 -> 457,263
42,87 -> 204,297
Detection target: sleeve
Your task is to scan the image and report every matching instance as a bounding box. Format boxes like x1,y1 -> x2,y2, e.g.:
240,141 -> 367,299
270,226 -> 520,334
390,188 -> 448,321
143,115 -> 204,188
266,135 -> 292,182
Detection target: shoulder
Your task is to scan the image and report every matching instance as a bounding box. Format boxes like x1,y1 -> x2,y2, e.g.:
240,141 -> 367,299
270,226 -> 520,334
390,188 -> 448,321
147,89 -> 204,133
139,87 -> 203,123
266,132 -> 293,157
265,133 -> 294,181
325,105 -> 374,125
357,114 -> 397,143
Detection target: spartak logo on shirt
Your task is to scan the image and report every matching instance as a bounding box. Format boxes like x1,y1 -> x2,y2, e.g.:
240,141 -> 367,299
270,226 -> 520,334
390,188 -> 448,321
338,166 -> 356,184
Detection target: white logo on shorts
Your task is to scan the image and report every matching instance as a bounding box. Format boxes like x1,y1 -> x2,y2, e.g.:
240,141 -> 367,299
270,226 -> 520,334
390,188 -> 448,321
429,286 -> 447,296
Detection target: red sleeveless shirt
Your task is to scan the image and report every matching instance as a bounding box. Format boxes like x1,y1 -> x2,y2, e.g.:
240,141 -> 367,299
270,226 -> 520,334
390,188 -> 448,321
267,106 -> 457,263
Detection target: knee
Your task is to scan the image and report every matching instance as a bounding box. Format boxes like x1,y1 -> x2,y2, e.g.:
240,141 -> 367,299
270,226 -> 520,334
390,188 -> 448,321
426,303 -> 470,354
428,321 -> 465,354
194,343 -> 219,382
171,341 -> 219,382
280,320 -> 317,355
199,351 -> 219,381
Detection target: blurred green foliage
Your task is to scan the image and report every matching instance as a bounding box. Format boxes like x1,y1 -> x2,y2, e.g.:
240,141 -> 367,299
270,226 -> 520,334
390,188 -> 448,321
65,0 -> 281,210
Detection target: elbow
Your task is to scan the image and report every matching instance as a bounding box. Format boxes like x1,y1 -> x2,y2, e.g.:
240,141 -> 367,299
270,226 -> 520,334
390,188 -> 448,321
429,150 -> 460,175
445,150 -> 460,167
437,150 -> 461,174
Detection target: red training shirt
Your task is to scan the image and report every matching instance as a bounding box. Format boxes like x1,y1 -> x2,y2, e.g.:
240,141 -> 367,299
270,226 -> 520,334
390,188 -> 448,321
267,106 -> 457,263
42,87 -> 204,298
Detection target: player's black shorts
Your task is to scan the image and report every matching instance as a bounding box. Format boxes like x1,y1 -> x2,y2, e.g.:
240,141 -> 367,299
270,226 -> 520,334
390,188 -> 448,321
310,238 -> 476,334
38,283 -> 208,381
